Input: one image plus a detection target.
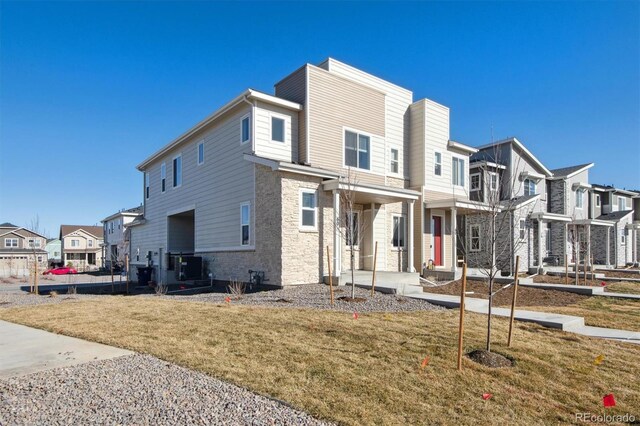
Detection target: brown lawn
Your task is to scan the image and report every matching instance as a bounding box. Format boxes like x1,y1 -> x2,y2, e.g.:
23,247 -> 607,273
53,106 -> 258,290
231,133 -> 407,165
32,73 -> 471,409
1,298 -> 639,425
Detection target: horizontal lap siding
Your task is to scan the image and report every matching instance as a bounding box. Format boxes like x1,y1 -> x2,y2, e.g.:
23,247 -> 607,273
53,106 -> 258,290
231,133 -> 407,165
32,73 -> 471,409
275,66 -> 307,164
254,101 -> 298,163
132,104 -> 255,265
409,101 -> 425,186
307,66 -> 386,185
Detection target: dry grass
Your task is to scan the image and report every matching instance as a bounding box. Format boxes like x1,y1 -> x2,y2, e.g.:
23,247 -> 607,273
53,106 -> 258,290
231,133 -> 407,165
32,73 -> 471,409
605,281 -> 640,295
526,297 -> 640,332
1,298 -> 639,425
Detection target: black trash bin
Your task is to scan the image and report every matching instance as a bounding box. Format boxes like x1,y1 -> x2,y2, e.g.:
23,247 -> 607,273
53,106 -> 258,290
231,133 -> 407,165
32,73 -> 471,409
137,266 -> 153,286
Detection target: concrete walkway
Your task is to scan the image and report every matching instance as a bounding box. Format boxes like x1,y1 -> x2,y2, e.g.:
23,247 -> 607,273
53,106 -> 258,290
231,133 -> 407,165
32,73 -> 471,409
0,321 -> 133,378
410,292 -> 640,345
518,282 -> 640,300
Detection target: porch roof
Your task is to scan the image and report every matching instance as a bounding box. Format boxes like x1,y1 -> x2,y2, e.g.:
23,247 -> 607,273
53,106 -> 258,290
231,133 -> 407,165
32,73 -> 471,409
322,179 -> 419,204
530,212 -> 572,222
571,218 -> 615,227
426,197 -> 496,213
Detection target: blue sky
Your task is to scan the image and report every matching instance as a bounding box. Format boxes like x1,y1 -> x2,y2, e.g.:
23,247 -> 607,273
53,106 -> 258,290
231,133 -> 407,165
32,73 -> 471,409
1,1 -> 638,237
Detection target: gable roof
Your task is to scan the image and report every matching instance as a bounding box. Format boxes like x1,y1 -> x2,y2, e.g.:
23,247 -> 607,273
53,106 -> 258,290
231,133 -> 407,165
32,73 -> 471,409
549,163 -> 594,179
474,137 -> 552,177
60,225 -> 104,239
0,222 -> 18,228
591,184 -> 637,196
101,205 -> 144,223
597,210 -> 634,222
0,226 -> 48,239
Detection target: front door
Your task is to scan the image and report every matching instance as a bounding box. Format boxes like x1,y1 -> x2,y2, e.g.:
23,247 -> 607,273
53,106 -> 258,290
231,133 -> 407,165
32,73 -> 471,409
433,216 -> 442,266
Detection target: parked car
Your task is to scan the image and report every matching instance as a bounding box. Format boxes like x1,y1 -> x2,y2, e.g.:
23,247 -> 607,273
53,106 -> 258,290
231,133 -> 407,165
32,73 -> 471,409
43,266 -> 78,275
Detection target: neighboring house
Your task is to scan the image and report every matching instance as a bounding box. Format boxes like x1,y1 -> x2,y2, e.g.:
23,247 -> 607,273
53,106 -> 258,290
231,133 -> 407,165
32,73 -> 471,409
45,238 -> 62,266
591,185 -> 636,267
468,137 -> 553,274
0,222 -> 48,277
101,206 -> 143,269
131,58 -> 489,286
632,192 -> 640,266
59,225 -> 104,271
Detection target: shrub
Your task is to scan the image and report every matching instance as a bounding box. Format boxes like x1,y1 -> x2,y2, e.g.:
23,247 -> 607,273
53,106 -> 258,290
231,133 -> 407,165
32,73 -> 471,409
227,279 -> 246,299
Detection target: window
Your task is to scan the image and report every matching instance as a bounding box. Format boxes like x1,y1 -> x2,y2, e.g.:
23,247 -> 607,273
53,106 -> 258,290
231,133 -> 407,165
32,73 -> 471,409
392,216 -> 406,248
576,189 -> 584,209
390,149 -> 399,174
470,173 -> 480,192
618,197 -> 626,211
595,194 -> 601,207
109,222 -> 114,234
470,225 -> 481,252
4,238 -> 17,248
489,173 -> 499,191
300,190 -> 317,229
197,141 -> 204,165
346,212 -> 359,246
621,229 -> 626,245
37,256 -> 43,262
524,179 -> 536,196
145,173 -> 150,199
240,203 -> 250,246
271,116 -> 285,142
88,240 -> 94,248
241,115 -> 250,144
28,239 -> 41,248
519,220 -> 526,239
434,152 -> 442,176
344,130 -> 370,170
173,155 -> 182,187
545,226 -> 551,254
452,157 -> 465,186
161,162 -> 166,193
71,239 -> 80,247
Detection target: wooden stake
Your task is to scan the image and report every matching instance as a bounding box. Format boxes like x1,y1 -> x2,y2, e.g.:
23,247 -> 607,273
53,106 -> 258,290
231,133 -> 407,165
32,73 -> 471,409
583,251 -> 588,286
327,246 -> 334,306
565,254 -> 569,285
370,241 -> 378,297
508,256 -> 520,347
457,263 -> 468,371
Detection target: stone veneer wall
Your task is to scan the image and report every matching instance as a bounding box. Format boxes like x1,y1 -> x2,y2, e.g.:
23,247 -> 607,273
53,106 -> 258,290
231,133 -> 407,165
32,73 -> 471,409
550,222 -> 567,265
590,225 -> 611,265
548,180 -> 566,215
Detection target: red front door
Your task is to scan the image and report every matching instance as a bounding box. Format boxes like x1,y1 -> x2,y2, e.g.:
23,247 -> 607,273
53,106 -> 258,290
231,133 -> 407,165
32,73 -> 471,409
433,216 -> 442,266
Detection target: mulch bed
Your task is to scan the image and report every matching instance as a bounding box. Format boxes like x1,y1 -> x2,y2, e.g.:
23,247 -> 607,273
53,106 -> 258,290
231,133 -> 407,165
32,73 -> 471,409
427,279 -> 587,307
595,270 -> 640,279
532,275 -> 600,285
467,349 -> 514,368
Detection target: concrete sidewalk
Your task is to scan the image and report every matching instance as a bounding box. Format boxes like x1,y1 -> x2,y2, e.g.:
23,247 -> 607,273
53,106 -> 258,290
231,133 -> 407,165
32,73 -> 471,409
518,282 -> 640,300
410,293 -> 640,345
0,321 -> 133,379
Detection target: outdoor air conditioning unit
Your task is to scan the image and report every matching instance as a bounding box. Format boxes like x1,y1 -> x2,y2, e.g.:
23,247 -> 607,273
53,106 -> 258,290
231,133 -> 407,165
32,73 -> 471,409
175,256 -> 203,281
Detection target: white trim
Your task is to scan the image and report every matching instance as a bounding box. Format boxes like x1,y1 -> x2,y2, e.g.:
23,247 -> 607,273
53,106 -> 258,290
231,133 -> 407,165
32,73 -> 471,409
469,224 -> 481,252
197,141 -> 205,166
451,155 -> 466,187
595,194 -> 601,207
389,147 -> 399,175
268,112 -> 289,144
470,173 -> 481,192
240,202 -> 251,246
172,154 -> 182,188
391,214 -> 406,249
4,238 -> 18,248
247,89 -> 302,111
323,179 -> 419,201
447,140 -> 478,154
240,113 -> 251,145
166,205 -> 196,217
469,160 -> 507,170
342,126 -> 377,172
299,189 -> 318,231
488,172 -> 499,191
434,152 -> 442,176
160,162 -> 166,193
575,188 -> 584,209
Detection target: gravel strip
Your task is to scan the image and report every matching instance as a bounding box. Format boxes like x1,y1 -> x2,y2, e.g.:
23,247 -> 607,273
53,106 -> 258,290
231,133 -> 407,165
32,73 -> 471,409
0,292 -> 97,309
0,354 -> 330,426
157,284 -> 444,313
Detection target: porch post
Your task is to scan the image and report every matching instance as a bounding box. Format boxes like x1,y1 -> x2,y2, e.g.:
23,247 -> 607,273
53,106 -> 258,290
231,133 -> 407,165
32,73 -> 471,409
407,200 -> 415,272
537,219 -> 543,271
586,225 -> 591,271
333,190 -> 341,275
606,227 -> 610,267
451,207 -> 457,274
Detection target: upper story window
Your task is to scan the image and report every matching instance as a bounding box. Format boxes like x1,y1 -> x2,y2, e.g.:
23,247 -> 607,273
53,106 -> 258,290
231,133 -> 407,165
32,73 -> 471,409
524,179 -> 536,196
145,173 -> 150,199
271,117 -> 285,143
197,142 -> 204,165
88,240 -> 94,248
5,238 -> 18,248
344,130 -> 370,170
595,194 -> 601,207
618,197 -> 626,211
161,162 -> 166,193
575,189 -> 584,209
392,215 -> 406,248
27,238 -> 41,248
173,155 -> 182,188
300,189 -> 318,230
240,203 -> 250,246
241,115 -> 251,144
434,152 -> 442,176
489,173 -> 499,191
452,157 -> 465,187
390,149 -> 399,174
71,239 -> 80,247
470,173 -> 480,192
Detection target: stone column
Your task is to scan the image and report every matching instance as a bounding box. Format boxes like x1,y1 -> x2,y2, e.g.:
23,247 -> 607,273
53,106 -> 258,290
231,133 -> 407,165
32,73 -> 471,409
537,219 -> 543,271
333,190 -> 341,275
407,200 -> 415,272
451,207 -> 457,275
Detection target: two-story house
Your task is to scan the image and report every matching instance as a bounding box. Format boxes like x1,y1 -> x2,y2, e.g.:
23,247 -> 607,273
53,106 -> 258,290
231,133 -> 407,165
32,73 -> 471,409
101,206 -> 143,269
59,225 -> 104,271
0,222 -> 48,277
468,137 -> 553,274
631,192 -> 640,266
130,58 -> 481,286
591,185 -> 636,267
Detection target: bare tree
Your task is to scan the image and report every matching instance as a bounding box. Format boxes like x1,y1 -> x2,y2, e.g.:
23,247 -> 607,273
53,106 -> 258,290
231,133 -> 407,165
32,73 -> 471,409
27,215 -> 47,294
